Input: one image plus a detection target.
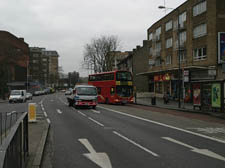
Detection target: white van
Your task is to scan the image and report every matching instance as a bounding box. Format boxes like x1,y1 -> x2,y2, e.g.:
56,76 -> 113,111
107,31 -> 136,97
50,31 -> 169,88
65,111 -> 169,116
9,90 -> 27,103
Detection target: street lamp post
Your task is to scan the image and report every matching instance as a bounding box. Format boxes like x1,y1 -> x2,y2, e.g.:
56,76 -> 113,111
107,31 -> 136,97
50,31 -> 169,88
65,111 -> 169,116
158,5 -> 181,108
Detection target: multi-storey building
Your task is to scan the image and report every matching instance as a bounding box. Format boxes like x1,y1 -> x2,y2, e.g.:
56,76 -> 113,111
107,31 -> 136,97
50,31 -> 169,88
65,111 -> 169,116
0,31 -> 29,98
136,0 -> 225,103
29,47 -> 49,86
29,47 -> 59,87
42,50 -> 59,87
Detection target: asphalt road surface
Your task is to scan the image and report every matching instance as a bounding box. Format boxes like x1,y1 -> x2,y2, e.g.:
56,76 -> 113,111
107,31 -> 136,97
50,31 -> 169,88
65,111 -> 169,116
39,92 -> 225,168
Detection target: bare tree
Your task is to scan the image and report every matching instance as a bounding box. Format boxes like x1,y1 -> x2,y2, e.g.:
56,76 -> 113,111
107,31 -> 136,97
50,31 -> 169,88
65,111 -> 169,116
83,35 -> 121,73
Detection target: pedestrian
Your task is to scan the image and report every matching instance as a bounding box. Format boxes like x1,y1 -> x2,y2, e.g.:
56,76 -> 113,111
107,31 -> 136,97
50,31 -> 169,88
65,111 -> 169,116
163,91 -> 170,104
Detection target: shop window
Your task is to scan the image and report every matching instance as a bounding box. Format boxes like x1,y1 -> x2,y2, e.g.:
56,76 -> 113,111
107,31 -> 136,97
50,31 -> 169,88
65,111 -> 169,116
155,82 -> 163,94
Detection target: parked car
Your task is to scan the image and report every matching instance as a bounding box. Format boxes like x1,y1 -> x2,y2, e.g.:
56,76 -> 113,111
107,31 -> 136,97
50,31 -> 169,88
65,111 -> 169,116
65,90 -> 72,95
9,90 -> 27,103
34,91 -> 41,96
26,93 -> 33,100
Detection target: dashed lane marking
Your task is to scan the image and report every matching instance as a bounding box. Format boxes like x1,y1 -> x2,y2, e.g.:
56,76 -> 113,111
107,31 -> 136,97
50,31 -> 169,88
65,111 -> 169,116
88,117 -> 104,127
91,109 -> 101,114
77,111 -> 87,117
113,131 -> 159,157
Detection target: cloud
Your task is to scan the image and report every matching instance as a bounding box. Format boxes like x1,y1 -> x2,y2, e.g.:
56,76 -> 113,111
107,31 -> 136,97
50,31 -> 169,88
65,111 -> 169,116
0,0 -> 186,76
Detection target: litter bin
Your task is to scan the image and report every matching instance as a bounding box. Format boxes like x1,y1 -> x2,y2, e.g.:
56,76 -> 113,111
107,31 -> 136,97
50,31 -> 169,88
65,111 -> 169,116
151,96 -> 156,105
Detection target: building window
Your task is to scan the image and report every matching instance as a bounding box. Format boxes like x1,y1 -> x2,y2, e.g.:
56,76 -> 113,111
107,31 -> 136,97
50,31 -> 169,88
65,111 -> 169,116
155,27 -> 161,40
166,55 -> 172,65
149,47 -> 153,55
193,1 -> 207,17
179,31 -> 186,45
165,20 -> 172,31
179,11 -> 187,28
179,50 -> 186,62
193,23 -> 207,38
166,38 -> 173,49
155,58 -> 161,66
156,42 -> 161,52
193,47 -> 207,60
149,33 -> 153,40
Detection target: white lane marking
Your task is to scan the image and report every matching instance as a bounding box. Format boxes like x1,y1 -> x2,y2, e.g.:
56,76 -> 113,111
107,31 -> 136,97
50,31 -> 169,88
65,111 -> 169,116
113,131 -> 159,157
163,137 -> 225,162
78,111 -> 87,117
56,109 -> 62,114
41,107 -> 45,111
91,109 -> 100,114
46,118 -> 51,124
44,112 -> 47,117
79,139 -> 112,168
99,106 -> 225,144
59,98 -> 68,105
88,117 -> 104,127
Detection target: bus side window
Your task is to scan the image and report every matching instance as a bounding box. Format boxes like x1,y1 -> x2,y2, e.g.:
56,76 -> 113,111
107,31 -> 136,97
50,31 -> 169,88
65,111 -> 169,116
97,87 -> 101,94
110,87 -> 115,95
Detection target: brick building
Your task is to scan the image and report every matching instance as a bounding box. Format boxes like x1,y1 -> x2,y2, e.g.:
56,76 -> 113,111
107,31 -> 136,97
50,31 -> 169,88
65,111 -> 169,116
0,31 -> 29,99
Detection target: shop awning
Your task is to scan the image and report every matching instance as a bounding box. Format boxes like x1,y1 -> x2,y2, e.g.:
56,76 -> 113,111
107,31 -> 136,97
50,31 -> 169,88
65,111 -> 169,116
136,66 -> 211,76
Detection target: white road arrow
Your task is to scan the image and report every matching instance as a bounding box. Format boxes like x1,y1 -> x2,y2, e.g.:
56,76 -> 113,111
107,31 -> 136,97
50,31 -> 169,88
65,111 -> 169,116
79,139 -> 112,168
163,137 -> 225,162
56,109 -> 62,114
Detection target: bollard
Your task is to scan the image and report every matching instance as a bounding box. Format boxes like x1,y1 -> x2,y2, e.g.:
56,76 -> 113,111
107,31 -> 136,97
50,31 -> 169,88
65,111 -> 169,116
28,103 -> 37,122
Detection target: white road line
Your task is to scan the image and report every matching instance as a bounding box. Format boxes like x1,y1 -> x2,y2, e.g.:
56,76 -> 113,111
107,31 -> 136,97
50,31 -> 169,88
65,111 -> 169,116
163,137 -> 225,162
46,118 -> 51,124
56,109 -> 63,114
99,106 -> 225,144
113,131 -> 159,157
88,117 -> 104,127
78,111 -> 87,117
91,109 -> 101,114
44,112 -> 47,117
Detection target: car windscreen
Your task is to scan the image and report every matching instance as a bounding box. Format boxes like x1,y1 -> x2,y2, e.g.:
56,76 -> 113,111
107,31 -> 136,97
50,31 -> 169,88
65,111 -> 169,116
10,90 -> 21,95
76,87 -> 97,96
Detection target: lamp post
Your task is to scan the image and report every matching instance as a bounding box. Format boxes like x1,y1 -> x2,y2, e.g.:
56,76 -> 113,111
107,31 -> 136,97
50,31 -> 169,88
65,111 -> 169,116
158,5 -> 181,108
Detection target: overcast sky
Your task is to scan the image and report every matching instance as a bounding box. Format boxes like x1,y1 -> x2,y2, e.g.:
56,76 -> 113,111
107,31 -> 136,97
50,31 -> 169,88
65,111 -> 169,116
0,0 -> 186,76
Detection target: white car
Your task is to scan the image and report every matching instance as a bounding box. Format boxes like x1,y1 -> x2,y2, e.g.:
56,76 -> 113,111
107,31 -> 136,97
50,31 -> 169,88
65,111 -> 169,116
26,93 -> 33,100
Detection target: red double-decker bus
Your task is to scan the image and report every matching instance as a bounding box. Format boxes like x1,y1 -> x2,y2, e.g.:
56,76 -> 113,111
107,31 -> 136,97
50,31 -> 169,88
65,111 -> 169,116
88,70 -> 133,104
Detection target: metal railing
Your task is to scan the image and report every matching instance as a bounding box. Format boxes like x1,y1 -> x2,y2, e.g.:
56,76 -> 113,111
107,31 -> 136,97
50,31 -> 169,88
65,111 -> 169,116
0,112 -> 29,168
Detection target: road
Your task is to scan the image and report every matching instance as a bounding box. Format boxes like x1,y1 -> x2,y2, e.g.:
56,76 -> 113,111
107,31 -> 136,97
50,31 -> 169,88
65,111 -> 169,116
40,92 -> 225,168
1,92 -> 225,167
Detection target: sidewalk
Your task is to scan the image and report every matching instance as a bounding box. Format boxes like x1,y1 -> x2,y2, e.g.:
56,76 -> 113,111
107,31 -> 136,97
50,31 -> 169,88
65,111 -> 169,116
26,117 -> 50,168
135,97 -> 225,119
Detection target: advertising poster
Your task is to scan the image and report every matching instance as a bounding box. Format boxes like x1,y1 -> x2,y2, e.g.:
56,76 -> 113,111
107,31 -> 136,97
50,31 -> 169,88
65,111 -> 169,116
218,32 -> 225,63
212,83 -> 221,108
193,83 -> 201,106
